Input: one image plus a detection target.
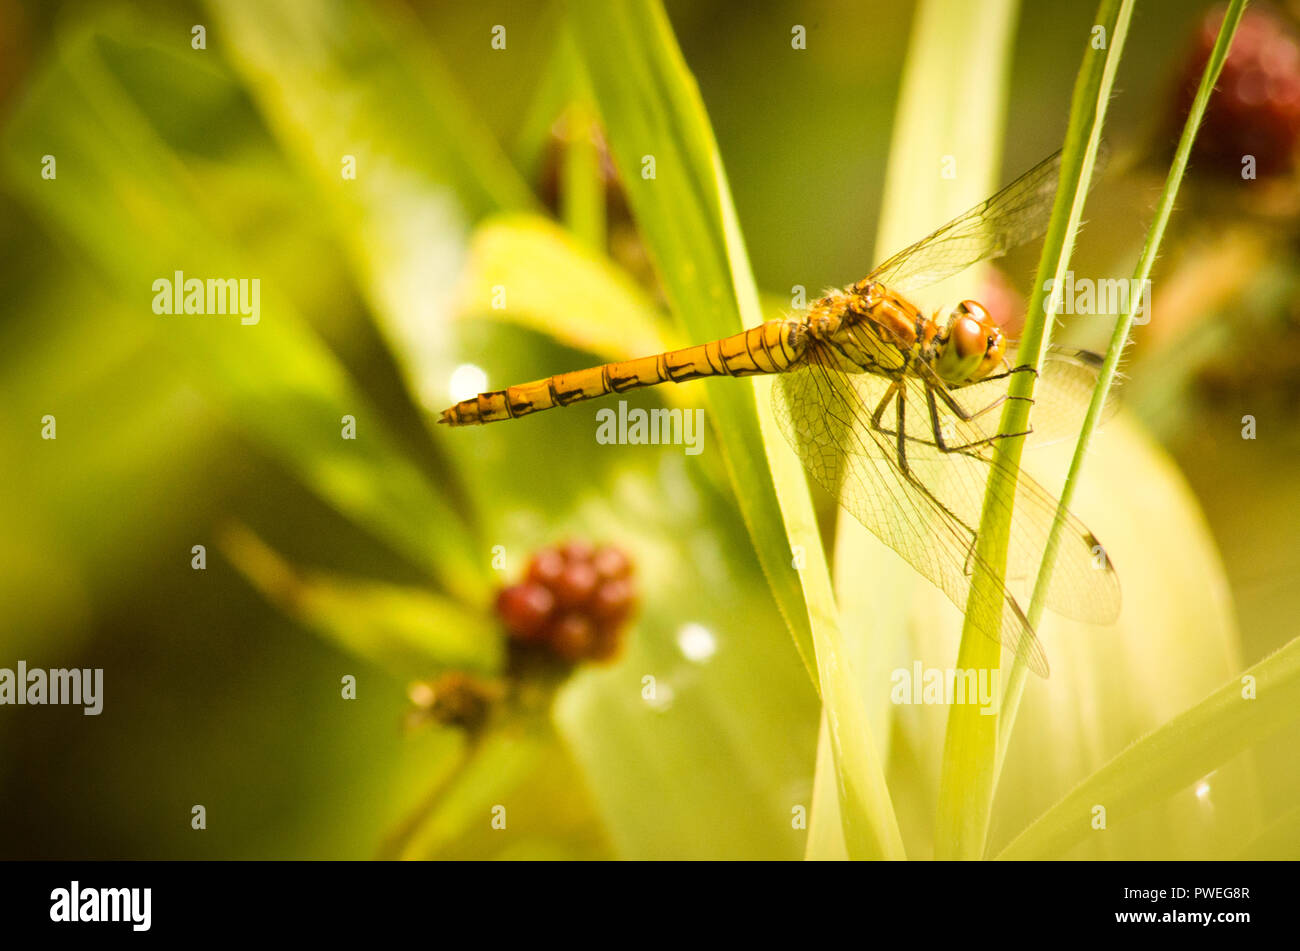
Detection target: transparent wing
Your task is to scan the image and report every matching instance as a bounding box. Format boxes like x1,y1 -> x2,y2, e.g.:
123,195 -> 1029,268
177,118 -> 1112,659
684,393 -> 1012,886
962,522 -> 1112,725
868,151 -> 1063,294
772,346 -> 1050,676
890,371 -> 1120,623
773,345 -> 1122,676
941,346 -> 1119,449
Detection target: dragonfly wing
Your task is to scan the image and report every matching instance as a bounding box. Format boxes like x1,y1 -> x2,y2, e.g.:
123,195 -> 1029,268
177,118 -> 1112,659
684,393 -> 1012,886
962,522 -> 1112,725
1020,347 -> 1119,446
771,347 -> 1052,677
890,373 -> 1122,625
936,346 -> 1118,449
867,151 -> 1063,294
1023,347 -> 1119,443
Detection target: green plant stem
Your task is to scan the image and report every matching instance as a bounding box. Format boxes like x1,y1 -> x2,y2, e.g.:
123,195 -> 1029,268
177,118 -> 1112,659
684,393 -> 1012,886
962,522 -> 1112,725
561,100 -> 607,251
934,0 -> 1133,861
995,0 -> 1249,780
376,731 -> 483,859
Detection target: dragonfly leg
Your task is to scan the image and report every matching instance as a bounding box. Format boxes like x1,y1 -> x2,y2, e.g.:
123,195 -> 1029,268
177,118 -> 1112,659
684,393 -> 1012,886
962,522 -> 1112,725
869,379 -> 903,437
913,358 -> 1033,433
937,381 -> 1032,426
927,385 -> 1031,454
894,385 -> 910,475
972,362 -> 1038,384
870,371 -> 1019,457
886,387 -> 982,537
953,392 -> 1011,424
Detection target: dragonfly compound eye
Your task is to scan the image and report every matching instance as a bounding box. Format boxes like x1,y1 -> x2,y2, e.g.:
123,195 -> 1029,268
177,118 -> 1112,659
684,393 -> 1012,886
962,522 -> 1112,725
936,303 -> 991,383
974,326 -> 1008,381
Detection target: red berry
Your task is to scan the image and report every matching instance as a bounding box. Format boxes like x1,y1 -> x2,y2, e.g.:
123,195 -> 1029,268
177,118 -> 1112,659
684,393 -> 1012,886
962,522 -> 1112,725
588,625 -> 623,662
553,560 -> 599,607
526,548 -> 566,588
591,578 -> 634,623
495,583 -> 554,640
1172,5 -> 1300,177
559,539 -> 595,563
549,613 -> 596,660
592,546 -> 631,580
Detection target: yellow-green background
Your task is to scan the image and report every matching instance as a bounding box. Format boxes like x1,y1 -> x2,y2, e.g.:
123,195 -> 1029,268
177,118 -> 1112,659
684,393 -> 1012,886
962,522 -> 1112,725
0,0 -> 1295,859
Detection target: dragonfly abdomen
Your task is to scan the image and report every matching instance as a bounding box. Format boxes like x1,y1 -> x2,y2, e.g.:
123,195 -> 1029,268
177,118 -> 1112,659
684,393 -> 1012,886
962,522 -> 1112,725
439,319 -> 806,425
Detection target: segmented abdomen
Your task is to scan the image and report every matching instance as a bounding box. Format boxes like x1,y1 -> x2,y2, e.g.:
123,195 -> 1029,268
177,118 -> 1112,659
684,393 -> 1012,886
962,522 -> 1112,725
439,318 -> 806,425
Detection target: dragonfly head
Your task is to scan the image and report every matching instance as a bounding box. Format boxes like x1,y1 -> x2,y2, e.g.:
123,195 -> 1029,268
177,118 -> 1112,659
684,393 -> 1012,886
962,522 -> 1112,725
935,300 -> 1006,385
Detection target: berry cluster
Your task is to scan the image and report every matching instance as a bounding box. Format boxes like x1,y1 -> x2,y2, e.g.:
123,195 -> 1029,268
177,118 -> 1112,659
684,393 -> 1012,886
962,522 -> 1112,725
1173,4 -> 1300,177
496,540 -> 636,663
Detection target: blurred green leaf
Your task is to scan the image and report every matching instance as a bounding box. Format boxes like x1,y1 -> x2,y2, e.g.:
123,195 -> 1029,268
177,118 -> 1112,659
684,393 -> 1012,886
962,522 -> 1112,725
1238,803 -> 1300,860
220,524 -> 501,678
569,0 -> 816,680
981,417 -> 1251,860
207,0 -> 539,407
997,634 -> 1300,860
396,726 -> 548,859
0,24 -> 485,601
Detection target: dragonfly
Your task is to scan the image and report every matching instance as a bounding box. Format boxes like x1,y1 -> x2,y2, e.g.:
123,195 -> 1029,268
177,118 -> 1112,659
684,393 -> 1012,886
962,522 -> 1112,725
440,150 -> 1121,677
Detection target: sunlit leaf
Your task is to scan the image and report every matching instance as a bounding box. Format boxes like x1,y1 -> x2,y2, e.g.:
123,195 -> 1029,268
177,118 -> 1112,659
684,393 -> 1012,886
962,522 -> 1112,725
455,214 -> 671,363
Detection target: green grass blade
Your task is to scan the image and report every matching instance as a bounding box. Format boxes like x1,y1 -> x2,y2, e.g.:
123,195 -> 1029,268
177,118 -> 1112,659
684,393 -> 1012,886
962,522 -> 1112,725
566,0 -> 817,680
805,712 -> 849,860
1237,803 -> 1300,860
809,0 -> 1020,861
221,525 -> 501,677
568,0 -> 903,858
997,0 -> 1249,778
560,99 -> 608,251
209,0 -> 534,218
512,29 -> 581,184
935,0 -> 1134,860
997,634 -> 1300,859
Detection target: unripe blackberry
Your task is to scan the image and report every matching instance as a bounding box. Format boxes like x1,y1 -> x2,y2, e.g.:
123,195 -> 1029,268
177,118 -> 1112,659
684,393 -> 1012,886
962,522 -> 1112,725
553,560 -> 599,608
590,578 -> 635,625
1170,4 -> 1300,177
549,612 -> 597,661
495,540 -> 637,664
592,545 -> 632,580
525,548 -> 566,588
495,583 -> 554,641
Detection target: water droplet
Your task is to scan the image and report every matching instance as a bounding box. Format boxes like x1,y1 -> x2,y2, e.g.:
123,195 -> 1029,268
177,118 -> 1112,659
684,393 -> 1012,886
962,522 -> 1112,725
448,364 -> 488,401
677,623 -> 717,663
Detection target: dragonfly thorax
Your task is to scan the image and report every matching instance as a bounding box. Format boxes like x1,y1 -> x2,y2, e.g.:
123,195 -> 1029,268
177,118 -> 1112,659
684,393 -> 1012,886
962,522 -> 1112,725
808,280 -> 912,340
810,283 -> 1006,387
